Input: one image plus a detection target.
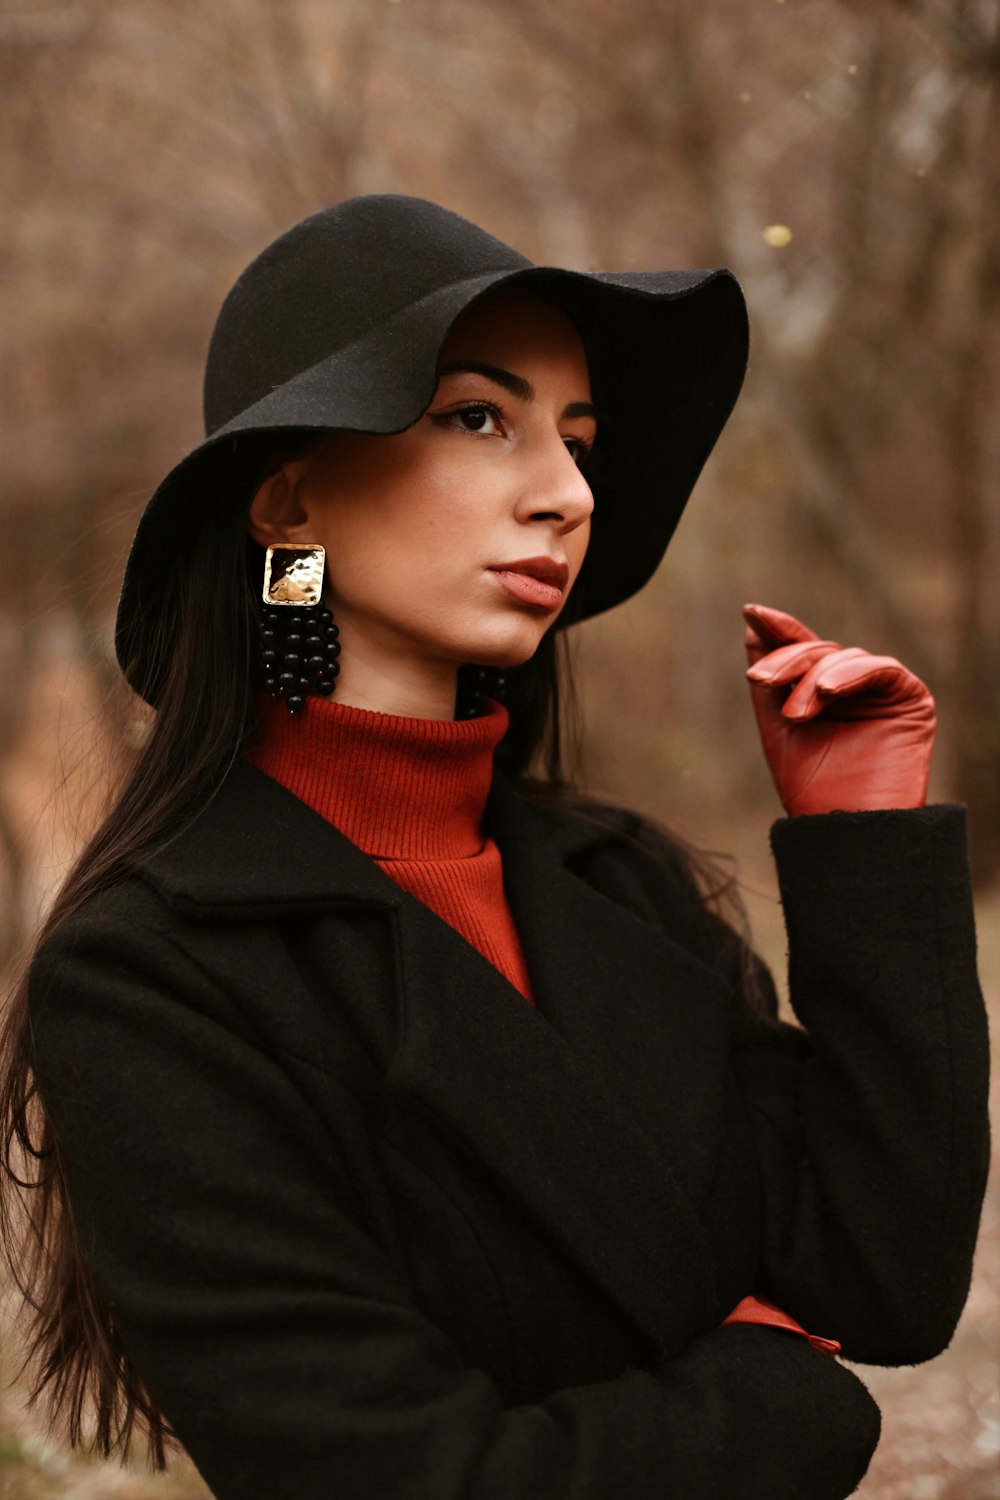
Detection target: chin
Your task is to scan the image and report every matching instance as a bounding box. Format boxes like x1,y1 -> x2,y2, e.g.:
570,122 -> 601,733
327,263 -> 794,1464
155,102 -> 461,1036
457,622 -> 550,670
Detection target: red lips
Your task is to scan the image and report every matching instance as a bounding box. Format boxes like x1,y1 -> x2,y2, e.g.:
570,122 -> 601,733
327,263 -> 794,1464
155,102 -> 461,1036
491,556 -> 569,589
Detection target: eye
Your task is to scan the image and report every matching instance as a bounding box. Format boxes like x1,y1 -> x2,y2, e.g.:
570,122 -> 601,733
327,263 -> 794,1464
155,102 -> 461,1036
431,401 -> 505,437
564,436 -> 594,470
430,400 -> 595,470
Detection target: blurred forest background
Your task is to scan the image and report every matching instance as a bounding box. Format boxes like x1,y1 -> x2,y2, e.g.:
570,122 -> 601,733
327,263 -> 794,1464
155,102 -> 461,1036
0,0 -> 997,1496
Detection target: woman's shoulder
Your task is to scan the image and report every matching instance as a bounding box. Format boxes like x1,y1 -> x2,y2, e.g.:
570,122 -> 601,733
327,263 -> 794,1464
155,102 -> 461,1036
31,870 -> 178,972
508,782 -> 721,944
513,781 -> 708,906
26,876 -> 203,1036
512,781 -> 776,1018
25,817 -> 260,1042
25,867 -> 265,1106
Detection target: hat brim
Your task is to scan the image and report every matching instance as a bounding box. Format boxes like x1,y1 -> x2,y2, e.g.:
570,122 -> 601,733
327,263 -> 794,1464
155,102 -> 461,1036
115,263 -> 748,702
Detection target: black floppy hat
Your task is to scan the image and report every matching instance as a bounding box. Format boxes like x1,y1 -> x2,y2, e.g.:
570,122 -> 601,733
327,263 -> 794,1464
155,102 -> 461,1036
115,193 -> 748,703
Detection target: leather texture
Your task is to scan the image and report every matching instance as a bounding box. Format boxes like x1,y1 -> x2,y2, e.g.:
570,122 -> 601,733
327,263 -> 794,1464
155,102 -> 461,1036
744,602 -> 937,816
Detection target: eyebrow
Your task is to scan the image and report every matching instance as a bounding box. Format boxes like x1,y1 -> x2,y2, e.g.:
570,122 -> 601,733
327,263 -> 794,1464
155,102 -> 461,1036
436,360 -> 598,422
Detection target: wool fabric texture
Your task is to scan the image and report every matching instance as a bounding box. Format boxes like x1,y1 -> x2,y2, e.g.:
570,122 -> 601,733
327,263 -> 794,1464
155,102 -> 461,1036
26,777 -> 990,1499
245,692 -> 536,1004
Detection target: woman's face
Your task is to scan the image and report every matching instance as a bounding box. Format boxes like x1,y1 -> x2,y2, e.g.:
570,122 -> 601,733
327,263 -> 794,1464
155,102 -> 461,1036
248,286 -> 596,710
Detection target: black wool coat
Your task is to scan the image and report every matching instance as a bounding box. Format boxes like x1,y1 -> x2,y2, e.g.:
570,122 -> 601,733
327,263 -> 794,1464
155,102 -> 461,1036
28,764 -> 990,1500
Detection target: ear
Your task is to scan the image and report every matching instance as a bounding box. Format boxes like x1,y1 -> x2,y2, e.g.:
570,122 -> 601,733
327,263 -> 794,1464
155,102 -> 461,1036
246,458 -> 314,548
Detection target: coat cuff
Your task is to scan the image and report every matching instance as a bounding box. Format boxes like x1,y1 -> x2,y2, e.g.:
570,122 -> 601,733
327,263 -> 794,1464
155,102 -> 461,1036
769,803 -> 972,897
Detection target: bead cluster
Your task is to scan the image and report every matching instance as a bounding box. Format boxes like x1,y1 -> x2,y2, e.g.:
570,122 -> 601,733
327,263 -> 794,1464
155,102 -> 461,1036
456,665 -> 508,720
258,603 -> 342,714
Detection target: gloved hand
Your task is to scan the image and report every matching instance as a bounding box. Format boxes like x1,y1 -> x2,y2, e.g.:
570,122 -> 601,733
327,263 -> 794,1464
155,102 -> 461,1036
743,603 -> 936,817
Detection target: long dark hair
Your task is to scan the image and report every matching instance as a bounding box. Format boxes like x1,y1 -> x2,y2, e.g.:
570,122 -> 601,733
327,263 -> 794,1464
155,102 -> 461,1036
0,432 -> 764,1468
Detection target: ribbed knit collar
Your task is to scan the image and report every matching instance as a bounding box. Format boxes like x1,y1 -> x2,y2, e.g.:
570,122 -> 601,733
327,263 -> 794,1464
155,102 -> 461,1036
245,692 -> 509,860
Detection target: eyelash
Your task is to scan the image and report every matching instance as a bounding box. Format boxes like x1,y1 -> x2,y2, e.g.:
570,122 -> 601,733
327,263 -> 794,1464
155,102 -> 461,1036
430,400 -> 595,469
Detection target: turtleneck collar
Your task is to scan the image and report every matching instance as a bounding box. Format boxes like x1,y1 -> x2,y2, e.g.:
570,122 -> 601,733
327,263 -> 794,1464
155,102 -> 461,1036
244,691 -> 509,861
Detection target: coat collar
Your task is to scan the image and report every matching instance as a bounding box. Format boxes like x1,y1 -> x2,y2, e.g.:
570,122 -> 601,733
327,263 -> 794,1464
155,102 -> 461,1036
133,759 -> 611,916
134,760 -> 728,1361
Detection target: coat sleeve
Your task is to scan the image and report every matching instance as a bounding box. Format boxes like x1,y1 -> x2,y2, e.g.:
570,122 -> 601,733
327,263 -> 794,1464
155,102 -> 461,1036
621,803 -> 991,1366
28,885 -> 880,1500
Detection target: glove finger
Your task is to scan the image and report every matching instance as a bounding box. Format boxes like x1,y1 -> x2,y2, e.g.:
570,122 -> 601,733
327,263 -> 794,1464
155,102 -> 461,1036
779,648 -> 930,722
744,617 -> 771,670
746,639 -> 842,687
780,651 -> 866,721
813,652 -> 934,712
743,603 -> 823,654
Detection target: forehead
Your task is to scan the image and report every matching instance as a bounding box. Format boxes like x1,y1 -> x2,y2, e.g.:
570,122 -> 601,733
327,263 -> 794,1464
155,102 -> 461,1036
439,286 -> 590,384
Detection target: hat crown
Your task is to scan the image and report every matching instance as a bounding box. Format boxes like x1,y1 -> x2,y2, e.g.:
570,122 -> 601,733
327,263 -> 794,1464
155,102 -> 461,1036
203,194 -> 531,435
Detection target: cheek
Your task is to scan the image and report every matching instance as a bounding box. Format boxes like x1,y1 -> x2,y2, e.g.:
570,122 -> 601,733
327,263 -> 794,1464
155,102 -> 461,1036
323,495 -> 469,601
311,442 -> 500,581
378,477 -> 496,563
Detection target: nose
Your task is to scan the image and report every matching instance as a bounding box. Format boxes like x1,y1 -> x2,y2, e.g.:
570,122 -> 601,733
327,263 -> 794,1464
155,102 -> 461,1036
515,434 -> 595,535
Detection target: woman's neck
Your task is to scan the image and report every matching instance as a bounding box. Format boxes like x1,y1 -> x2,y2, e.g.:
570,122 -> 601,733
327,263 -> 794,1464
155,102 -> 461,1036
323,621 -> 460,720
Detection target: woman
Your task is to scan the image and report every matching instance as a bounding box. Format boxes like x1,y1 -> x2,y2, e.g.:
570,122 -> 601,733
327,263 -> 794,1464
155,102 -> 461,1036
1,194 -> 989,1499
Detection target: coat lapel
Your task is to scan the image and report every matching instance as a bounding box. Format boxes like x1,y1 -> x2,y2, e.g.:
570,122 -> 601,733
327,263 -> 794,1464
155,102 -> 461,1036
385,772 -> 724,1358
137,762 -> 728,1359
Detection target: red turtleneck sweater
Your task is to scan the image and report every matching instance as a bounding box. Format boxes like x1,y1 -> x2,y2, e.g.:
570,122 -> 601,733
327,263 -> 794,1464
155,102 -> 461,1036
245,692 -> 536,1005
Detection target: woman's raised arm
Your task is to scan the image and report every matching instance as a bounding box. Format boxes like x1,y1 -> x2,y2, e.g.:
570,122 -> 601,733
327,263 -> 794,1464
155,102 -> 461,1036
605,791 -> 989,1365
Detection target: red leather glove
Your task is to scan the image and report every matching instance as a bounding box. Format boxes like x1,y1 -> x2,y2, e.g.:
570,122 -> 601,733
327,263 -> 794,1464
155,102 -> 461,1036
743,603 -> 936,817
722,1294 -> 841,1358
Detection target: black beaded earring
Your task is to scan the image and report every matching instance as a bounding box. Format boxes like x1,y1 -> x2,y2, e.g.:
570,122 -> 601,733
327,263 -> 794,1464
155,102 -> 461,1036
455,664 -> 508,720
258,543 -> 341,714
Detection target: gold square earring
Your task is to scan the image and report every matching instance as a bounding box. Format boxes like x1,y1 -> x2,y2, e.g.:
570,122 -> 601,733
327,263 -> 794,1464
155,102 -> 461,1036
262,542 -> 326,606
258,544 -> 340,714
